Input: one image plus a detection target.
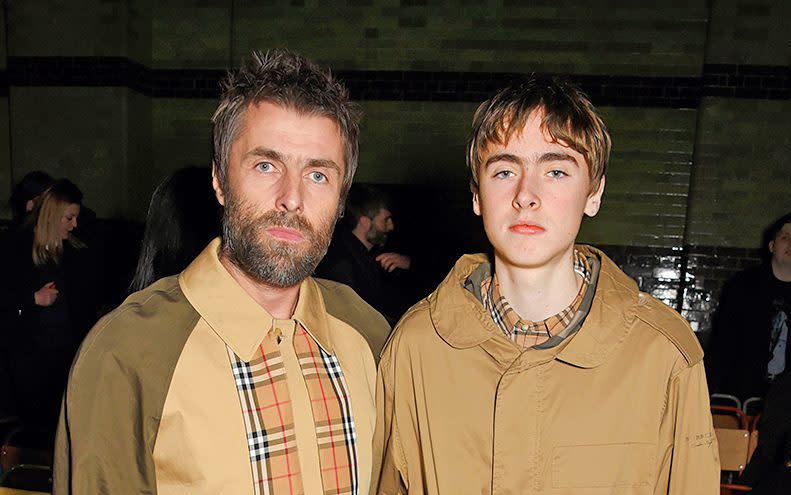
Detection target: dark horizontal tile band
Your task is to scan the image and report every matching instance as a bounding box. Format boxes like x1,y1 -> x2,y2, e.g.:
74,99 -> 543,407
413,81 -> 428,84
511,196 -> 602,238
0,57 -> 789,106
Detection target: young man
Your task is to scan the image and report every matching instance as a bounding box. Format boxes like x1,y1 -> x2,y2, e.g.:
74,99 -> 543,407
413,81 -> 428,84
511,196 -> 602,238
54,50 -> 389,495
371,78 -> 720,494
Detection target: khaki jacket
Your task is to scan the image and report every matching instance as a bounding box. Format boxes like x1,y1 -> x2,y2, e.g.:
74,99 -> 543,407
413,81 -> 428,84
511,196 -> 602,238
54,239 -> 388,494
372,246 -> 720,494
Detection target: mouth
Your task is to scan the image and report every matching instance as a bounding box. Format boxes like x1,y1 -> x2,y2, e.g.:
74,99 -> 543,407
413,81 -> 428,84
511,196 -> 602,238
265,226 -> 305,242
509,223 -> 545,235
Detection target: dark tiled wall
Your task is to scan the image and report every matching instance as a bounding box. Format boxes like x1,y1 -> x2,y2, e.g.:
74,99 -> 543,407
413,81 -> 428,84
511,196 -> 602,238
3,57 -> 790,105
0,1 -> 789,340
601,244 -> 762,342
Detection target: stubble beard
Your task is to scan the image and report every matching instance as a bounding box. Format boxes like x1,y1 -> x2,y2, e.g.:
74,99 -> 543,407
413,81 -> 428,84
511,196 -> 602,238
221,190 -> 337,288
365,224 -> 388,248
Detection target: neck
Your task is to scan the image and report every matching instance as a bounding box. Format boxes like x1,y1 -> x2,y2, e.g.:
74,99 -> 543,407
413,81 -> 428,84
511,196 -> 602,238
219,254 -> 301,319
494,249 -> 581,322
772,259 -> 791,282
351,226 -> 373,251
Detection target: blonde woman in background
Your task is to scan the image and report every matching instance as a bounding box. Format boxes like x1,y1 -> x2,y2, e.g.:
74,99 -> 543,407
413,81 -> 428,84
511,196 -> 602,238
1,178 -> 98,447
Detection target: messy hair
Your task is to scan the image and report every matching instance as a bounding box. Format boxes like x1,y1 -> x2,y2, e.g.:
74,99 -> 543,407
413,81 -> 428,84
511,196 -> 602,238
211,49 -> 361,199
467,76 -> 611,192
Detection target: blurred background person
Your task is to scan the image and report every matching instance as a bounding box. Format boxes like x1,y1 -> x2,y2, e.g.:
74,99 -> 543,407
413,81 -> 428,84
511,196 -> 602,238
2,171 -> 54,421
0,178 -> 99,445
706,213 -> 791,403
7,170 -> 55,228
316,183 -> 416,330
129,166 -> 221,292
739,369 -> 791,494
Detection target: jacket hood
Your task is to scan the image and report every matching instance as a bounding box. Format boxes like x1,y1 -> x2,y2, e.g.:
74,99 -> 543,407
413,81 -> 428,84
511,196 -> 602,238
427,245 -> 641,368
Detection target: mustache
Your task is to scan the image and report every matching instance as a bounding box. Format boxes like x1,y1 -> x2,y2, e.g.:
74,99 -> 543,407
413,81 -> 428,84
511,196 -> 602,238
257,210 -> 315,235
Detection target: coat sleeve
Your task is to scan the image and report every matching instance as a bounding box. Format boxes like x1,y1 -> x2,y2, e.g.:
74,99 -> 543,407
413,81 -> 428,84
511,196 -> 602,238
53,336 -> 158,494
369,347 -> 408,495
660,359 -> 721,495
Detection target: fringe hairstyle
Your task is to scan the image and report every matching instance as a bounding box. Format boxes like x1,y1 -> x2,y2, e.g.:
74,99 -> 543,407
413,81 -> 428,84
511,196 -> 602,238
32,179 -> 84,266
467,76 -> 611,193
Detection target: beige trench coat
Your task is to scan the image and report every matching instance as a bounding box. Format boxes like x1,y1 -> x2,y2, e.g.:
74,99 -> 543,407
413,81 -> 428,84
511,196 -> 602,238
371,246 -> 720,494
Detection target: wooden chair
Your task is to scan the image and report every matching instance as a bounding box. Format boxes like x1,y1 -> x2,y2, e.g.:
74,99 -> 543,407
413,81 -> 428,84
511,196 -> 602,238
712,404 -> 753,493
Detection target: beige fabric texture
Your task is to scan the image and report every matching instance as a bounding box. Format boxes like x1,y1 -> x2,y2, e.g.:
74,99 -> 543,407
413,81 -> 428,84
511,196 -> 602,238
371,246 -> 720,495
55,239 -> 383,495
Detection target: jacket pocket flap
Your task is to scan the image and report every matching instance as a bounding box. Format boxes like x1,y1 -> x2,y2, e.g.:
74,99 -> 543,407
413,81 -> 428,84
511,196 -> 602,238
552,442 -> 653,488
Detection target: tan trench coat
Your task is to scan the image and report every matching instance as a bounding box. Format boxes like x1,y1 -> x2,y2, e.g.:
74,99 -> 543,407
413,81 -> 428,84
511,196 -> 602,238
371,246 -> 720,494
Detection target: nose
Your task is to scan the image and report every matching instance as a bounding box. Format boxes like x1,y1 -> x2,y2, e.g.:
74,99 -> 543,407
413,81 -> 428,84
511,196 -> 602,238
72,217 -> 78,229
275,171 -> 304,213
386,218 -> 394,232
513,175 -> 540,210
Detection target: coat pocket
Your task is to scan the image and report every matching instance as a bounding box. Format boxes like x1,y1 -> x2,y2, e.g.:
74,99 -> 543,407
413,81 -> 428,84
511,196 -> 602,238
551,442 -> 653,489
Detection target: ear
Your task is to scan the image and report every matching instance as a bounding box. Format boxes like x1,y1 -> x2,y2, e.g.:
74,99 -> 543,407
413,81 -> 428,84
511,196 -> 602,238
358,215 -> 372,231
211,163 -> 226,206
769,239 -> 775,255
471,182 -> 481,217
584,175 -> 605,217
25,199 -> 35,212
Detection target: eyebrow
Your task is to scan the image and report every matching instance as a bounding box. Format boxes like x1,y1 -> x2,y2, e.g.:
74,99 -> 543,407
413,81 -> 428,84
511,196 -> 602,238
484,151 -> 579,169
484,153 -> 521,168
246,147 -> 285,163
306,158 -> 342,175
537,152 -> 579,166
246,147 -> 342,175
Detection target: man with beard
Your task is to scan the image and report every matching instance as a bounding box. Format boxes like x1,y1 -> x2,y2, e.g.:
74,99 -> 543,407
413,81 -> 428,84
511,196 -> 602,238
316,184 -> 413,334
54,50 -> 389,495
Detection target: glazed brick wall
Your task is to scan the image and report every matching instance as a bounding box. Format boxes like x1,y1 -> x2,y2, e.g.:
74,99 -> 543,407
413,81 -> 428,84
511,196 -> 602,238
0,0 -> 789,336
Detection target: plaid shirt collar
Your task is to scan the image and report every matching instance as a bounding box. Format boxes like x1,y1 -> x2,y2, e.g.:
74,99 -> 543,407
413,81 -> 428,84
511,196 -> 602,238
480,250 -> 592,349
180,237 -> 334,361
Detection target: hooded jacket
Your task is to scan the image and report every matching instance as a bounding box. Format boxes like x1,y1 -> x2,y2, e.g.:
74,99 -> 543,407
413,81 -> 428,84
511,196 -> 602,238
371,246 -> 720,494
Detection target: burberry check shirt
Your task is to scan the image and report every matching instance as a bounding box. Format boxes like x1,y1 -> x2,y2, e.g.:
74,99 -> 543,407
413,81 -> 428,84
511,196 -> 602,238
480,250 -> 593,349
228,320 -> 359,495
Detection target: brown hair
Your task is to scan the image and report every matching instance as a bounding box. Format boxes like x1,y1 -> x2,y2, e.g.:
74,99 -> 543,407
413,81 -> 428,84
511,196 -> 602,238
211,49 -> 361,200
32,179 -> 84,266
467,76 -> 611,192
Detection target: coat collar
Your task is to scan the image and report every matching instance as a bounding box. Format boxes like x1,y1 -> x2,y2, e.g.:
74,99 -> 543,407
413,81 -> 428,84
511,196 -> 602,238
429,245 -> 640,368
179,238 -> 334,362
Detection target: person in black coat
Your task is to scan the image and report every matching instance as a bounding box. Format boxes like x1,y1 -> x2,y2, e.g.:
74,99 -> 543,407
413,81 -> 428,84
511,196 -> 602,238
705,213 -> 791,401
740,369 -> 791,494
315,184 -> 414,326
0,179 -> 98,444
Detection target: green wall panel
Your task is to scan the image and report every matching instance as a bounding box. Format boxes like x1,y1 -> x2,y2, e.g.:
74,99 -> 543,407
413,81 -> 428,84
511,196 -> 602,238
9,87 -> 129,218
356,100 -> 476,186
707,0 -> 791,65
687,97 -> 791,248
579,107 -> 697,247
0,98 -> 11,219
152,4 -> 231,68
7,0 -> 129,57
233,1 -> 707,76
150,97 -> 215,188
126,90 -> 153,219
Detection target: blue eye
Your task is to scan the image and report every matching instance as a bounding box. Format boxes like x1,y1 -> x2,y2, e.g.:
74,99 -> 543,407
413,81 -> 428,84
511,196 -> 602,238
256,162 -> 273,172
309,171 -> 327,183
494,170 -> 514,179
548,169 -> 567,178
